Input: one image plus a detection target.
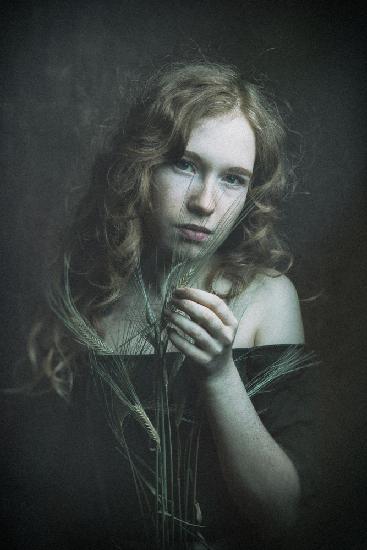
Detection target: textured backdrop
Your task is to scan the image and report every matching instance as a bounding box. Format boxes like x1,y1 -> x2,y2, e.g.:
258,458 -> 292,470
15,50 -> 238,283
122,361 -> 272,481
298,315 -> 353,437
1,1 -> 366,547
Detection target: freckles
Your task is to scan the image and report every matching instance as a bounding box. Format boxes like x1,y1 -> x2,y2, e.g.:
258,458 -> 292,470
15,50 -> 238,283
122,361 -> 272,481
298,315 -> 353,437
152,169 -> 193,214
162,182 -> 188,206
156,189 -> 186,216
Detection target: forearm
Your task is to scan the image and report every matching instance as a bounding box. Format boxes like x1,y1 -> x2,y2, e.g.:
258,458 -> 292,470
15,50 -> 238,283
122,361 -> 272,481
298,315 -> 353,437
166,287 -> 302,532
198,361 -> 301,532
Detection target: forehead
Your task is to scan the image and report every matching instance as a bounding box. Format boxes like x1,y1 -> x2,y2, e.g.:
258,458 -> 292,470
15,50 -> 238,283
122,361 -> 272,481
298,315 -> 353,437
186,111 -> 256,168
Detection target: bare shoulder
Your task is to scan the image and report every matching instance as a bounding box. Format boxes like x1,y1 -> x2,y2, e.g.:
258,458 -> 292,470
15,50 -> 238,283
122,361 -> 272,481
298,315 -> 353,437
255,273 -> 300,306
233,273 -> 305,347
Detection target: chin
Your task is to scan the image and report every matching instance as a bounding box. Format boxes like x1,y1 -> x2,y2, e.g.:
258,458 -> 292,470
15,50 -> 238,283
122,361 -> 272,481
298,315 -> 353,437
172,240 -> 217,262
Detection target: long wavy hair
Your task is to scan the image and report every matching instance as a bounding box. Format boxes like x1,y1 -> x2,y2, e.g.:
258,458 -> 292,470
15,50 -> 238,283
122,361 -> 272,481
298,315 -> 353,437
28,61 -> 293,397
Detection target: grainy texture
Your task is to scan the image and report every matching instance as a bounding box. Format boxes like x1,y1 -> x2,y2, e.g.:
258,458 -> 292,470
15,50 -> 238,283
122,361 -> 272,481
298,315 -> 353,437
1,2 -> 366,548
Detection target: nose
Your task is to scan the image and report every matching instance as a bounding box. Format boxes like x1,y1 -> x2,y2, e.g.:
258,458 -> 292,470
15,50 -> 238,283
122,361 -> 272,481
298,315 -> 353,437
186,176 -> 217,217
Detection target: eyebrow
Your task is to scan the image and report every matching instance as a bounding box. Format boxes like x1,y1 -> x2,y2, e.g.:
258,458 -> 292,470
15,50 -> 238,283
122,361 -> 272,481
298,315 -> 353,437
184,149 -> 253,179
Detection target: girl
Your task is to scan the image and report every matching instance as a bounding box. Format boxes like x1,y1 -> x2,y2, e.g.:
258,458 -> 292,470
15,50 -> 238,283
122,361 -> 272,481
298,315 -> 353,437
14,62 -> 318,549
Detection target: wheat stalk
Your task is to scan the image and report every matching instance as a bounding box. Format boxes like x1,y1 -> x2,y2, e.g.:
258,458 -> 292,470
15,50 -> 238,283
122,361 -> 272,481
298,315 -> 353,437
47,256 -> 115,355
49,191 -> 317,549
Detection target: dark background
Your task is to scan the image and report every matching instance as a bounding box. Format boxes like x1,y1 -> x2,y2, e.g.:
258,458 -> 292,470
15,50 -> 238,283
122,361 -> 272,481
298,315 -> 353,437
1,1 -> 366,548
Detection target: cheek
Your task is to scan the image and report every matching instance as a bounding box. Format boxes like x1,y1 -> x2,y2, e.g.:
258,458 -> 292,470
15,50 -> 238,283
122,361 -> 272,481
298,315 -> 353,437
238,190 -> 249,214
233,192 -> 249,225
221,189 -> 248,219
152,179 -> 187,216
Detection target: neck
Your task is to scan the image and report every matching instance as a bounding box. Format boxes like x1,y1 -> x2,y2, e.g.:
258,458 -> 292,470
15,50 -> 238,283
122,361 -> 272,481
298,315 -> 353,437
139,251 -> 172,300
139,246 -> 211,301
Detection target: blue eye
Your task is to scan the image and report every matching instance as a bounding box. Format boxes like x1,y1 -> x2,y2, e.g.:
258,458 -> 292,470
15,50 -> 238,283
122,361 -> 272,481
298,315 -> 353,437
174,159 -> 196,173
223,174 -> 246,186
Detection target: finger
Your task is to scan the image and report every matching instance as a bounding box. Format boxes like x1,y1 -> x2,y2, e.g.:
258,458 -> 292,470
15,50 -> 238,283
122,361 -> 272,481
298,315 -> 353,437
173,287 -> 237,326
165,309 -> 222,354
167,326 -> 212,366
169,298 -> 234,346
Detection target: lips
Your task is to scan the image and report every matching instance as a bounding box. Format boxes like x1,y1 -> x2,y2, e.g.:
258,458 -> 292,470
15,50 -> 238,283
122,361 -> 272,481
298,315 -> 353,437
177,224 -> 213,242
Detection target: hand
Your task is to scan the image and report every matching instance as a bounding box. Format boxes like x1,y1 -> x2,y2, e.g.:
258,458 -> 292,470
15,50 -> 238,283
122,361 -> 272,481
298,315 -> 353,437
164,287 -> 238,378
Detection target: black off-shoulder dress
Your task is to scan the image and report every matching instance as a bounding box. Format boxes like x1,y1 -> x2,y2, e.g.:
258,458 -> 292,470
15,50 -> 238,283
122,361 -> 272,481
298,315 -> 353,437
1,345 -> 320,550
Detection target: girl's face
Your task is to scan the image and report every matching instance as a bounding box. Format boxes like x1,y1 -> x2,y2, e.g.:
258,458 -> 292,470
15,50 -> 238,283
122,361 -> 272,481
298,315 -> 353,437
149,110 -> 256,260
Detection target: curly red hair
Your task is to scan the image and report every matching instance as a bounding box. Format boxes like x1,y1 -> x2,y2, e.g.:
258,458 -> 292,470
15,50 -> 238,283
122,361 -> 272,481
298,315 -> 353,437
28,61 -> 293,397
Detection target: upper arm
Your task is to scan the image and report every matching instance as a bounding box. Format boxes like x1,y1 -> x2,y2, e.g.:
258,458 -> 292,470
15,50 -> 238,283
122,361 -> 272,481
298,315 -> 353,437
254,275 -> 305,346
